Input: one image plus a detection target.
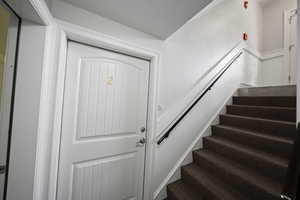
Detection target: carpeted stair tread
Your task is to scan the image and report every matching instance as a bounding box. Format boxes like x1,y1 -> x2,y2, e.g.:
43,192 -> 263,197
238,85 -> 296,97
193,149 -> 282,200
212,124 -> 293,144
167,180 -> 202,200
203,136 -> 288,181
165,87 -> 295,200
226,105 -> 296,122
182,164 -> 251,200
232,96 -> 296,107
220,114 -> 296,126
204,136 -> 288,167
220,114 -> 296,139
212,125 -> 293,158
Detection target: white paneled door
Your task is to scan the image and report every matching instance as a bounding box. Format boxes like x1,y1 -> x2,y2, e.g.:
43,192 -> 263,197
57,42 -> 150,200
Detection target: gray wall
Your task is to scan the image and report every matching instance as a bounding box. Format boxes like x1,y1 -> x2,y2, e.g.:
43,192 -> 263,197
6,20 -> 46,200
262,0 -> 297,52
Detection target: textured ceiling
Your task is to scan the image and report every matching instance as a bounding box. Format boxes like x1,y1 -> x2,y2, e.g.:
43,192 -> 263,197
62,0 -> 213,39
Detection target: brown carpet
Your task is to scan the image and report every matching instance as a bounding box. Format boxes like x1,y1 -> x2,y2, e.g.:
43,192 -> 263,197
166,95 -> 296,200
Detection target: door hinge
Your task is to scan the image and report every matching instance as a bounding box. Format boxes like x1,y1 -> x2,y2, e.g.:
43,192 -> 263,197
289,9 -> 298,24
289,44 -> 295,51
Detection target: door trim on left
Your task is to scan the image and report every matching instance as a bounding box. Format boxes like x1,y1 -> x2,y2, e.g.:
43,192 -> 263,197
0,1 -> 21,199
48,19 -> 161,200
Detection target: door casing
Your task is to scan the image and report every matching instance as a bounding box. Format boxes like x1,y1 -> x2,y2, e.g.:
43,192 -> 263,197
284,8 -> 298,84
48,20 -> 161,200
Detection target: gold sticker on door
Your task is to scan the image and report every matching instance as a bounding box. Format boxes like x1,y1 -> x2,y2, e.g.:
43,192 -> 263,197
107,75 -> 113,85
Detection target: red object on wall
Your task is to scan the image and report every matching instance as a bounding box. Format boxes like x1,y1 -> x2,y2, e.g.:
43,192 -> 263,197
243,33 -> 248,41
244,1 -> 249,9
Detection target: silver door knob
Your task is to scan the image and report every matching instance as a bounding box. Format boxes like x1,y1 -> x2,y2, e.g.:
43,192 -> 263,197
140,127 -> 146,133
136,138 -> 146,147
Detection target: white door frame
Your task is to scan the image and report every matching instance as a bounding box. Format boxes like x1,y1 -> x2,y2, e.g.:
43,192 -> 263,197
48,19 -> 161,200
284,8 -> 298,83
1,1 -> 57,200
284,8 -> 297,49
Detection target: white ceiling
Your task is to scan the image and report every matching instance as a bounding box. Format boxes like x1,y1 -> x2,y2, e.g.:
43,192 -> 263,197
61,0 -> 213,39
5,0 -> 45,24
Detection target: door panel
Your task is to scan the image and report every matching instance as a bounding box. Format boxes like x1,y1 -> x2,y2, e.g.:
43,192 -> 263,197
72,152 -> 138,200
76,59 -> 142,139
57,42 -> 149,200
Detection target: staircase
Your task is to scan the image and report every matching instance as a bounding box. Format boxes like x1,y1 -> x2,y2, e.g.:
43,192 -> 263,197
166,86 -> 297,200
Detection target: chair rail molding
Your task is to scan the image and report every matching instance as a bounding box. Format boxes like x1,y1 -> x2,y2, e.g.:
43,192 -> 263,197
243,46 -> 286,61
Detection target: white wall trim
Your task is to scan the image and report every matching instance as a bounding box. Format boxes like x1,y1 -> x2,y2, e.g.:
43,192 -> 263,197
48,19 -> 161,200
243,46 -> 286,61
33,25 -> 56,200
243,46 -> 263,60
154,90 -> 235,199
22,1 -> 56,199
28,0 -> 54,25
262,49 -> 286,60
48,29 -> 67,200
156,42 -> 244,137
56,19 -> 161,58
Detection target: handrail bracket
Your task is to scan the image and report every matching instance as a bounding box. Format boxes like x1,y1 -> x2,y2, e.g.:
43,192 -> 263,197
281,195 -> 292,200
